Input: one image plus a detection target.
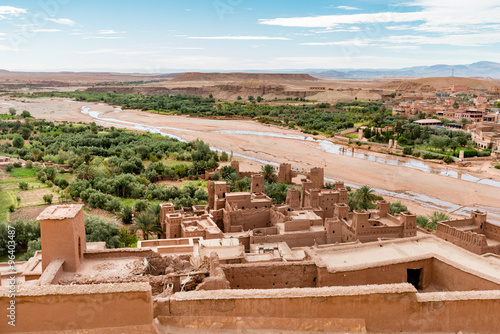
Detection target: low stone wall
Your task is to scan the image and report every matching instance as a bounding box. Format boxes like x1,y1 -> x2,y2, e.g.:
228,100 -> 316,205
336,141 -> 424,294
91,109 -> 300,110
83,248 -> 153,259
0,283 -> 153,333
38,259 -> 64,286
158,284 -> 500,333
222,262 -> 318,289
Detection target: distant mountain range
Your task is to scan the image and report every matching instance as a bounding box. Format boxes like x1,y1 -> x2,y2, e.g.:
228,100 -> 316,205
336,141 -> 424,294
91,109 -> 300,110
309,61 -> 500,79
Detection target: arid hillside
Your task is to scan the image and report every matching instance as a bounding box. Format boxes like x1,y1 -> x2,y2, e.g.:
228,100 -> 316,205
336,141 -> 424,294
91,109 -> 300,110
382,77 -> 500,91
0,69 -> 179,85
171,72 -> 318,82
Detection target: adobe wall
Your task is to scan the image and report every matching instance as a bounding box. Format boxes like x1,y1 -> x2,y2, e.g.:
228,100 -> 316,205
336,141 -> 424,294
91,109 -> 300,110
84,248 -> 154,259
317,259 -> 433,289
251,230 -> 327,248
436,223 -> 487,254
222,262 -> 318,289
224,208 -> 270,232
356,226 -> 405,243
484,222 -> 500,242
0,283 -> 153,333
162,285 -> 500,333
431,258 -> 500,291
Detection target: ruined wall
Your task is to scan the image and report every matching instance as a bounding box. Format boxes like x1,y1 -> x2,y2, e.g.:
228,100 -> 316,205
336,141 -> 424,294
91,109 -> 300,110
161,285 -> 500,333
0,283 -> 153,333
222,262 -> 318,289
431,258 -> 500,291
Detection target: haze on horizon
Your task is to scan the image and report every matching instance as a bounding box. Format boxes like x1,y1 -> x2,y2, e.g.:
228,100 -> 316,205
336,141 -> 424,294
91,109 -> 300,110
0,0 -> 499,72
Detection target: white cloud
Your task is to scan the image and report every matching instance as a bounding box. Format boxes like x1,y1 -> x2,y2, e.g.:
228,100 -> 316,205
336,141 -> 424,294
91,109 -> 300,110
259,12 -> 425,27
47,18 -> 76,26
301,39 -> 375,47
336,6 -> 360,10
32,29 -> 61,33
77,48 -> 158,56
174,47 -> 205,50
98,30 -> 126,35
83,36 -> 125,40
0,44 -> 17,51
187,36 -> 291,40
0,6 -> 26,17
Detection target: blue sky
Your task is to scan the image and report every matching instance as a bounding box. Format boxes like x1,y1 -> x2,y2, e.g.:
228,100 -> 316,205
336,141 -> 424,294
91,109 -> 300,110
0,0 -> 499,72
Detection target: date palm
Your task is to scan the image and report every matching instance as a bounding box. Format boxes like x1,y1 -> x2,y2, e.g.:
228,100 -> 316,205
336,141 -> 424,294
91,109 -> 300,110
132,212 -> 161,240
261,164 -> 277,183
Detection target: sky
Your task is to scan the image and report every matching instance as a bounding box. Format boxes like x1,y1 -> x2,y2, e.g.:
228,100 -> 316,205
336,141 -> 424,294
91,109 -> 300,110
0,0 -> 499,72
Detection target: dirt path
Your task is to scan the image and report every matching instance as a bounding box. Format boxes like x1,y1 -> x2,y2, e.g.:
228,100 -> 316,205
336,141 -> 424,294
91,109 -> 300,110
3,97 -> 500,220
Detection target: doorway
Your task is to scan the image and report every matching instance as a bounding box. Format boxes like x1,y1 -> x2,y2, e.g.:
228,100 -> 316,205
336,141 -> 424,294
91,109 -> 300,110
407,268 -> 421,290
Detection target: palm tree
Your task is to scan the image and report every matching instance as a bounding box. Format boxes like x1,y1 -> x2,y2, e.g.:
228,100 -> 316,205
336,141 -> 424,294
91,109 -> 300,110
77,165 -> 96,181
117,206 -> 133,225
354,186 -> 377,210
32,148 -> 41,162
234,179 -> 248,192
116,177 -> 130,198
427,211 -> 451,230
273,183 -> 289,204
261,164 -> 277,183
132,212 -> 161,240
148,203 -> 163,238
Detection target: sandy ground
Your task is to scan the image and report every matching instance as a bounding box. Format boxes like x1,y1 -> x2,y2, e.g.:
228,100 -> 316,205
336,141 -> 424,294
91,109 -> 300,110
3,97 -> 500,220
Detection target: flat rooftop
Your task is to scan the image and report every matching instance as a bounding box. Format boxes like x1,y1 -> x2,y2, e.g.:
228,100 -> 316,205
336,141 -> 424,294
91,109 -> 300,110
313,236 -> 500,280
37,204 -> 83,220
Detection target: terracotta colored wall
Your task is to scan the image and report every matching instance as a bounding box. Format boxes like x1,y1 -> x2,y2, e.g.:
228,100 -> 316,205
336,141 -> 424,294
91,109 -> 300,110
431,258 -> 500,291
251,230 -> 327,248
317,259 -> 433,288
225,208 -> 270,231
0,283 -> 153,333
222,262 -> 318,289
163,285 -> 500,333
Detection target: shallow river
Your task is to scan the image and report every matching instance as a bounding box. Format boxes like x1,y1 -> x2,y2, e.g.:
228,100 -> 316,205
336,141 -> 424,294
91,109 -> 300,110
80,104 -> 500,223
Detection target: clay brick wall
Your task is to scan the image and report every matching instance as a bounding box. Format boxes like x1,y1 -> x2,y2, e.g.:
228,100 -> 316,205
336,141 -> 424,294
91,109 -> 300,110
484,222 -> 500,242
224,208 -> 270,232
251,230 -> 327,248
436,223 -> 487,254
431,258 -> 500,291
356,226 -> 405,242
317,259 -> 433,288
0,283 -> 153,333
222,262 -> 318,289
162,285 -> 500,333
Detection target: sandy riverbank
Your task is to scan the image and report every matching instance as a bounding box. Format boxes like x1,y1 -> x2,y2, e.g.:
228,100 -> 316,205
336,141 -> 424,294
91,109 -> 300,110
2,96 -> 500,218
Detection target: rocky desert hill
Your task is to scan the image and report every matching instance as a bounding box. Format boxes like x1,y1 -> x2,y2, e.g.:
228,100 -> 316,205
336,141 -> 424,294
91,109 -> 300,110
171,72 -> 318,82
382,77 -> 500,91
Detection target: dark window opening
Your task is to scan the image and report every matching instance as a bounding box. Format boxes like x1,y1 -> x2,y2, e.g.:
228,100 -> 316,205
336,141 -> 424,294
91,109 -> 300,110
407,268 -> 422,290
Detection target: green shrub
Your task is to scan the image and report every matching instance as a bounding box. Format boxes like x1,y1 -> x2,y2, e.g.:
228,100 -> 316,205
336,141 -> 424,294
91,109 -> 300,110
134,199 -> 148,212
25,161 -> 33,169
495,164 -> 500,170
84,216 -> 122,248
13,162 -> 22,168
42,194 -> 53,204
9,204 -> 16,212
443,155 -> 454,164
18,181 -> 28,190
6,163 -> 14,172
390,202 -> 408,215
403,147 -> 413,155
